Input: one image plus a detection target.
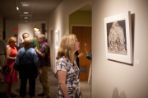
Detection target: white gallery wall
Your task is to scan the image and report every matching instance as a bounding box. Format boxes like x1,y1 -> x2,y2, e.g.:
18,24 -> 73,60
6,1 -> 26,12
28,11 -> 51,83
92,0 -> 148,98
18,21 -> 47,44
18,23 -> 33,43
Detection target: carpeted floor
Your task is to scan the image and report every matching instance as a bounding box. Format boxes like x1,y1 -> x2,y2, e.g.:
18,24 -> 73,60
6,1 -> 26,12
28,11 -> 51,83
12,68 -> 58,98
1,68 -> 90,98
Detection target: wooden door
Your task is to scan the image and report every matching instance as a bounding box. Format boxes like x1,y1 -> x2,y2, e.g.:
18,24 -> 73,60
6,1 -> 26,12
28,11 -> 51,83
72,26 -> 91,81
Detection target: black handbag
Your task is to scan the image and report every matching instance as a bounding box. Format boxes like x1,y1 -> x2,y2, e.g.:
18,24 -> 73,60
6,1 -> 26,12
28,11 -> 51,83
2,65 -> 10,74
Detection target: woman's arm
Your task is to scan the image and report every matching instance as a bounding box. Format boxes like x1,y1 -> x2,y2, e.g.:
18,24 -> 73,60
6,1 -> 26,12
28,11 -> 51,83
57,70 -> 69,98
35,47 -> 45,57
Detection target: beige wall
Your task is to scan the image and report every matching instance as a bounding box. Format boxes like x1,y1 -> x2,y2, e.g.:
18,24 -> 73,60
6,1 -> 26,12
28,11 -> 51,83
92,0 -> 148,98
18,23 -> 33,43
69,10 -> 91,33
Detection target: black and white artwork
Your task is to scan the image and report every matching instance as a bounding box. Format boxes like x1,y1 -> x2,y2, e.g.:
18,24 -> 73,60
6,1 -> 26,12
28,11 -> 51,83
104,12 -> 132,64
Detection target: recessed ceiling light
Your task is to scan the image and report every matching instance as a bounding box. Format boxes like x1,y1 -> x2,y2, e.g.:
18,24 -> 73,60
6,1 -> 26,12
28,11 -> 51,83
16,6 -> 19,11
24,12 -> 29,14
24,17 -> 28,19
21,2 -> 29,7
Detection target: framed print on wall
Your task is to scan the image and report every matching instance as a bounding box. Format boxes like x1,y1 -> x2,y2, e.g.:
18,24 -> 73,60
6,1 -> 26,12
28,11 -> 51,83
104,11 -> 132,64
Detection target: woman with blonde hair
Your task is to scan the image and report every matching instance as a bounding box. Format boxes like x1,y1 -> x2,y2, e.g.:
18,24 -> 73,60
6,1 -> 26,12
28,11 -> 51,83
56,34 -> 81,98
4,36 -> 18,98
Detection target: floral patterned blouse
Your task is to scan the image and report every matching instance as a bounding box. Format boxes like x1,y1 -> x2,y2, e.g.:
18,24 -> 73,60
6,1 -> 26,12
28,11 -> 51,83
56,56 -> 81,98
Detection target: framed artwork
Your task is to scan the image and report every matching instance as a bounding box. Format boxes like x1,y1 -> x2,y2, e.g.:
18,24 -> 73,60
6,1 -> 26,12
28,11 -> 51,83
104,11 -> 132,64
54,30 -> 61,50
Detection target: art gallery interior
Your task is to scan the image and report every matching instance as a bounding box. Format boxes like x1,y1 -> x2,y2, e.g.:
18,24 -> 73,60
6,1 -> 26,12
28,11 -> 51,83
0,0 -> 148,98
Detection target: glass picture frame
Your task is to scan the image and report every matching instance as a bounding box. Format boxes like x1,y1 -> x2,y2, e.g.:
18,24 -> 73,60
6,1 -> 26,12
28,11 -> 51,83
104,11 -> 132,64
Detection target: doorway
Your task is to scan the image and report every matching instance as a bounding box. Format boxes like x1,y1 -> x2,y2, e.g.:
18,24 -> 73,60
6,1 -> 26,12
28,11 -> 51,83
72,26 -> 91,81
69,4 -> 92,98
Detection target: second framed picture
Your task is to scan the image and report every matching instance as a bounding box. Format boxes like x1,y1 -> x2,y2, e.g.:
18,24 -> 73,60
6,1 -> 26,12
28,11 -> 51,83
104,11 -> 132,64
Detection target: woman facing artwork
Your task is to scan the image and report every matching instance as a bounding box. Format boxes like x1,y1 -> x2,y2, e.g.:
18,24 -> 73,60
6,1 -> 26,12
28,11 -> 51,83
107,21 -> 127,55
56,34 -> 81,98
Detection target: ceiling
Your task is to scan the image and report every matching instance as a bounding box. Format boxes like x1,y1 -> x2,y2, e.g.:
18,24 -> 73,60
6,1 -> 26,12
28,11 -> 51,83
0,0 -> 62,22
79,4 -> 92,11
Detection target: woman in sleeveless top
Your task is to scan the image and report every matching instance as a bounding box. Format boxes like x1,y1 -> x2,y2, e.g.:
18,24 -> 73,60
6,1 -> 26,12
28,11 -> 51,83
4,36 -> 18,98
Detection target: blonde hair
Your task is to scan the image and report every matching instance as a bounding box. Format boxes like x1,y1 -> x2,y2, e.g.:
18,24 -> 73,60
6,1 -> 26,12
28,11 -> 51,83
37,33 -> 45,40
8,36 -> 16,44
57,34 -> 77,63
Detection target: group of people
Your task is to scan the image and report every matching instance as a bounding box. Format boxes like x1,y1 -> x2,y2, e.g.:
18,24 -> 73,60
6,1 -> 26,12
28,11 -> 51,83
0,32 -> 91,98
0,32 -> 50,98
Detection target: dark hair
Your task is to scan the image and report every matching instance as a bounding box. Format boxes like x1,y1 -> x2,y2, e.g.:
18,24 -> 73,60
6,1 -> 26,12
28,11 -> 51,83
23,38 -> 32,48
22,33 -> 29,39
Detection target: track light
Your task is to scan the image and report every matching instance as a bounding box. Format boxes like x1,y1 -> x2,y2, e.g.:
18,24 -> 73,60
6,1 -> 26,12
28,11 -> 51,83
24,12 -> 29,14
16,6 -> 19,11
